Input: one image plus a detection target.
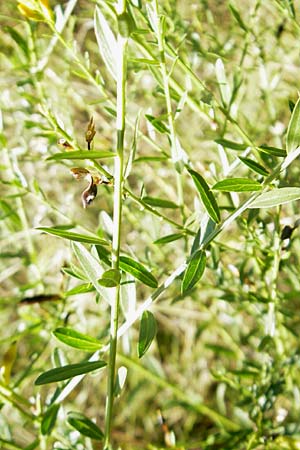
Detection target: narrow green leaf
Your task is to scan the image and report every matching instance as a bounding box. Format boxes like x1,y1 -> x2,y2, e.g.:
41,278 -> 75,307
257,145 -> 286,157
41,404 -> 60,435
119,256 -> 158,288
72,243 -> 113,305
53,328 -> 102,352
205,343 -> 236,357
98,269 -> 121,287
35,361 -> 107,385
212,178 -> 262,192
124,113 -> 139,180
65,283 -> 94,296
5,26 -> 29,58
249,187 -> 300,209
37,227 -> 109,246
47,150 -> 115,161
287,96 -> 300,154
188,169 -> 221,223
134,155 -> 169,163
0,200 -> 22,228
228,4 -> 248,32
238,157 -> 269,176
145,114 -> 169,134
142,196 -> 179,209
153,233 -> 184,245
181,250 -> 206,293
138,311 -> 157,358
129,58 -> 160,66
215,138 -> 248,150
67,412 -> 104,440
94,6 -> 118,81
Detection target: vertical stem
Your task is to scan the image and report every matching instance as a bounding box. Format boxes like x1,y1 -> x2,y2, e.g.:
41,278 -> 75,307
153,0 -> 186,222
265,230 -> 281,337
104,27 -> 128,449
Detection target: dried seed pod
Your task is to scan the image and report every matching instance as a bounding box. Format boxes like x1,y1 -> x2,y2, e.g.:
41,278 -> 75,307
81,176 -> 98,208
85,116 -> 96,150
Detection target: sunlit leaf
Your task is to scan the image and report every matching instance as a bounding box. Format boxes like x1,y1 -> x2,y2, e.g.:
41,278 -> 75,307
249,187 -> 300,208
65,283 -> 94,296
47,150 -> 115,161
72,243 -> 113,305
94,6 -> 118,81
212,178 -> 262,192
286,96 -> 300,154
53,328 -> 102,352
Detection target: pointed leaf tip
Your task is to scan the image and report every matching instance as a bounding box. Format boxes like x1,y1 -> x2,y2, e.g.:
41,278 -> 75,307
188,169 -> 221,223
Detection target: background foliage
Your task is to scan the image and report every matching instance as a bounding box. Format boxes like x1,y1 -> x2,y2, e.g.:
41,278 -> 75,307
1,0 -> 300,449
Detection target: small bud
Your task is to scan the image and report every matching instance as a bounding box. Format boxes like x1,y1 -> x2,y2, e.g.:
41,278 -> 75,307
85,117 -> 96,150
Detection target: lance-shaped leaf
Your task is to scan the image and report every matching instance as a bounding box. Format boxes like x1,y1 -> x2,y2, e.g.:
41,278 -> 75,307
181,250 -> 206,293
72,242 -> 113,305
286,96 -> 300,154
215,138 -> 248,150
248,187 -> 300,209
142,196 -> 179,209
94,6 -> 118,81
53,327 -> 102,352
212,178 -> 262,192
47,150 -> 115,161
37,227 -> 109,246
35,360 -> 107,385
188,169 -> 220,223
41,404 -> 60,435
138,311 -> 157,358
67,412 -> 104,440
258,145 -> 286,157
154,233 -> 184,245
120,256 -> 158,288
238,157 -> 269,176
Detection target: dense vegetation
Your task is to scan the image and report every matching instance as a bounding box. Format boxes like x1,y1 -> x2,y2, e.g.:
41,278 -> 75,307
2,1 -> 300,449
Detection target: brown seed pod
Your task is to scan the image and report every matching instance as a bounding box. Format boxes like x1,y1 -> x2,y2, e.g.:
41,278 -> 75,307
85,116 -> 96,150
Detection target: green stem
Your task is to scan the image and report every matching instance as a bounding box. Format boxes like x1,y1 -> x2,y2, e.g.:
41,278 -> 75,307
153,0 -> 186,222
103,30 -> 128,449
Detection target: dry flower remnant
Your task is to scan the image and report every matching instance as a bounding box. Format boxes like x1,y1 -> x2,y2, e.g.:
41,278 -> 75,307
57,117 -> 111,208
70,168 -> 111,208
70,168 -> 97,208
